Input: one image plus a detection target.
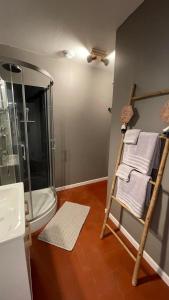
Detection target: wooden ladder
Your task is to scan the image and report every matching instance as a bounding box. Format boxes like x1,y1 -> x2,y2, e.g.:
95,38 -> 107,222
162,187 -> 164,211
100,84 -> 169,286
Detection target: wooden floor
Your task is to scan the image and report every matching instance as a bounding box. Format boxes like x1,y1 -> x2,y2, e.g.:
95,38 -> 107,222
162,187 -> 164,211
31,181 -> 169,300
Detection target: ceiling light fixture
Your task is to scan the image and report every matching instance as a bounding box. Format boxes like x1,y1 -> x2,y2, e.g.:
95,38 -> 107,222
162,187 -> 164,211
62,50 -> 74,59
107,50 -> 115,61
62,47 -> 90,60
74,47 -> 90,60
87,48 -> 109,66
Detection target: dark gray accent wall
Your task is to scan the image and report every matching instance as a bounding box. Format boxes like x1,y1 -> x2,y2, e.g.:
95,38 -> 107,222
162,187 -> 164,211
108,0 -> 169,276
0,45 -> 113,187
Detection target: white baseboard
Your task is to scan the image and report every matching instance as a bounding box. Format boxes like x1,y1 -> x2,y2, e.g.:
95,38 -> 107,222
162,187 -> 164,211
108,212 -> 169,286
56,177 -> 108,192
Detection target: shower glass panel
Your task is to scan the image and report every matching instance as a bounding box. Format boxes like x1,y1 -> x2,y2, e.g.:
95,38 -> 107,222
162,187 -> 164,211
0,64 -> 28,187
27,86 -> 49,189
21,66 -> 56,220
0,59 -> 56,224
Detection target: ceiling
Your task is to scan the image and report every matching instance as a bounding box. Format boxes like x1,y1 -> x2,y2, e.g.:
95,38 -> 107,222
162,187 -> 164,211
0,0 -> 143,57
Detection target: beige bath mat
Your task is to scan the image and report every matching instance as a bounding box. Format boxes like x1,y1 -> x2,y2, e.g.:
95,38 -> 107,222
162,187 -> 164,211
38,201 -> 90,251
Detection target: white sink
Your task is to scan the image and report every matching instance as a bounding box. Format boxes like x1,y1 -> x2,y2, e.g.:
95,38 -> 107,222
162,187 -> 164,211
0,182 -> 25,244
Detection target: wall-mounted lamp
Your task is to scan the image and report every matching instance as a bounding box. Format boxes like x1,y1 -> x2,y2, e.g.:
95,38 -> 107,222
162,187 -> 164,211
87,48 -> 109,66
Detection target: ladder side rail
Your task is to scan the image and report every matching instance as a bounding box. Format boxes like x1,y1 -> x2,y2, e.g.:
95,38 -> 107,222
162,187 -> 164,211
100,84 -> 136,239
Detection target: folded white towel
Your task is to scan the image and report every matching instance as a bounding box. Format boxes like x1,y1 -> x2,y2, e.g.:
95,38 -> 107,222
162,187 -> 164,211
123,132 -> 159,175
116,164 -> 134,182
116,171 -> 150,218
123,129 -> 141,144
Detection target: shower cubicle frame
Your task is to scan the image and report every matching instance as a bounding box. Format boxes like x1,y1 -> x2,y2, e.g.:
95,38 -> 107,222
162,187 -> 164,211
0,56 -> 56,221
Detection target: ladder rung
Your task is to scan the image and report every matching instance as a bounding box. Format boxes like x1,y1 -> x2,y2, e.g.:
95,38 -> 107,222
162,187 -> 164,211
150,180 -> 155,185
112,195 -> 145,224
131,89 -> 169,102
105,223 -> 136,261
115,177 -> 156,186
159,135 -> 168,140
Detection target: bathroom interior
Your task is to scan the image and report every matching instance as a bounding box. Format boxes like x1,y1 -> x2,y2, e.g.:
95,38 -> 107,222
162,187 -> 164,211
0,1 -> 169,300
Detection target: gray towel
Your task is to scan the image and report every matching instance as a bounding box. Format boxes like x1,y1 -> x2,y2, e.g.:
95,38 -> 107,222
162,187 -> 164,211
123,132 -> 159,175
116,171 -> 150,218
123,129 -> 141,144
116,164 -> 134,182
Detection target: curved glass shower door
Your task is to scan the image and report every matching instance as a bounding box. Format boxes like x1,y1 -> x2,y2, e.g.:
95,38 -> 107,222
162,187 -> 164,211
0,64 -> 29,184
21,66 -> 56,221
0,59 -> 56,224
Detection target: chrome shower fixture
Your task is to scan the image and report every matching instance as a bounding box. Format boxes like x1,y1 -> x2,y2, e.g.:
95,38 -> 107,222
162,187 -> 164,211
87,48 -> 109,66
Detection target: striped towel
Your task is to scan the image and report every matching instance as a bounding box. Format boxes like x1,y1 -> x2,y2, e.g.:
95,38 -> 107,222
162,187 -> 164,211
123,132 -> 159,175
116,164 -> 134,182
123,129 -> 141,144
116,171 -> 150,218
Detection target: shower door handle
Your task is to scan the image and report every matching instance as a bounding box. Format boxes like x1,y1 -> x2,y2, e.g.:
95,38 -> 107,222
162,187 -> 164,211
51,139 -> 56,150
1,134 -> 7,152
21,143 -> 26,160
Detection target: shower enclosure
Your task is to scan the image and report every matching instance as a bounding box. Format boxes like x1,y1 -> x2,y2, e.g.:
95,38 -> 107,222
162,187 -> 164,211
0,58 -> 57,232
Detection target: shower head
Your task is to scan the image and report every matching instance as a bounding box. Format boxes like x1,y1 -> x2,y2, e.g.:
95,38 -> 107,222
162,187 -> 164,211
2,63 -> 21,73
